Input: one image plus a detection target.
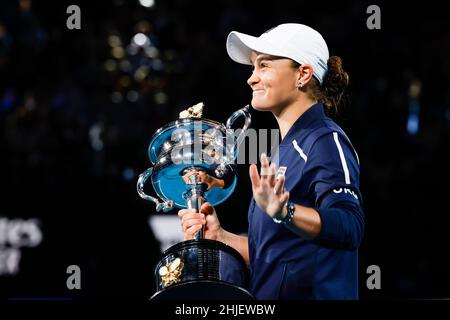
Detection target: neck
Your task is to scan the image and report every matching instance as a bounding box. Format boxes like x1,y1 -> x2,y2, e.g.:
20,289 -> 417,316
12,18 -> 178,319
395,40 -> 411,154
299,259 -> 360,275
273,98 -> 318,139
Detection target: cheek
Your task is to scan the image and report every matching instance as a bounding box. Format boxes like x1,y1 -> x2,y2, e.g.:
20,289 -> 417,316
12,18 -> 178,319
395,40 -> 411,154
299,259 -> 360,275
264,76 -> 293,99
261,75 -> 276,94
267,69 -> 294,86
277,75 -> 297,96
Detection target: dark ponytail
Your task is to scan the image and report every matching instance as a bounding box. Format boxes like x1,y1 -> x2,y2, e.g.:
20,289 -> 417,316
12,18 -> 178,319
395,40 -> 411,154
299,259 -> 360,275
293,56 -> 350,114
321,56 -> 350,114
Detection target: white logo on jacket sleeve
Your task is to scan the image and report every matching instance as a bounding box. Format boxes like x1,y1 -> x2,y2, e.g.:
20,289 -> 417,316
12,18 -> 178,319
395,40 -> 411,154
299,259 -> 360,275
333,188 -> 358,200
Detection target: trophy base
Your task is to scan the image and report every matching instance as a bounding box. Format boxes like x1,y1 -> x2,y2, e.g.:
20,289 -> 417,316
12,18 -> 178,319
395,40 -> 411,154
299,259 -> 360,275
152,239 -> 253,300
150,280 -> 254,300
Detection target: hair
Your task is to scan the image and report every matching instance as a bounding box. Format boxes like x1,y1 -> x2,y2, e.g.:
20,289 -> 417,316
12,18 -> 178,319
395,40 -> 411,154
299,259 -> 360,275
292,56 -> 350,114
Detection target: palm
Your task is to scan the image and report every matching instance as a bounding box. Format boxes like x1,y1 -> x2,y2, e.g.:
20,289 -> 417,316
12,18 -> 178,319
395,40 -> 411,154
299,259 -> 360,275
250,153 -> 289,218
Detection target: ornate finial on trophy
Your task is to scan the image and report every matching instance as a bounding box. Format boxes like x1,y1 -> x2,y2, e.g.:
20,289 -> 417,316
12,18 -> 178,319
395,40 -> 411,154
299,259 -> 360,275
179,102 -> 204,119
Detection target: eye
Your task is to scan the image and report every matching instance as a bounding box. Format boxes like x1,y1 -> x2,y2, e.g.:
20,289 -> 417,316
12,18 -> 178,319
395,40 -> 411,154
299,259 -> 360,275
260,61 -> 269,68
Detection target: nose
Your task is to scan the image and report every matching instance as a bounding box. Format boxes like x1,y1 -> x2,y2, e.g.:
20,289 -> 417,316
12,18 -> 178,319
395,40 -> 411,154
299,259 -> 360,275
247,70 -> 260,87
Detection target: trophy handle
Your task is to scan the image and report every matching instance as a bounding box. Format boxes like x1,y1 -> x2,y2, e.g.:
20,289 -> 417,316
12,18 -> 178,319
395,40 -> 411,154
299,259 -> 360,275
137,167 -> 174,212
226,105 -> 251,148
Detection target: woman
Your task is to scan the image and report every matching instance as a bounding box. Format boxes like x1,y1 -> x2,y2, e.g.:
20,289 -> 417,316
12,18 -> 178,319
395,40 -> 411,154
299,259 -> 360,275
178,23 -> 364,299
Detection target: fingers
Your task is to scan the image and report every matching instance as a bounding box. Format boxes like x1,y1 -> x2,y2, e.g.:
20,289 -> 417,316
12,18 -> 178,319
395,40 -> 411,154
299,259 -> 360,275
182,214 -> 205,233
249,164 -> 260,190
178,208 -> 190,219
200,202 -> 214,215
260,153 -> 276,187
260,153 -> 270,178
280,191 -> 290,204
178,209 -> 205,233
179,203 -> 213,217
273,175 -> 285,195
268,162 -> 276,186
185,224 -> 203,240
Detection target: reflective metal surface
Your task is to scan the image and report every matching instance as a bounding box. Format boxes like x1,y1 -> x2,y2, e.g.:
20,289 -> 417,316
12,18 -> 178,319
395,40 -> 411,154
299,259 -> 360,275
151,239 -> 253,300
137,104 -> 251,210
137,103 -> 254,299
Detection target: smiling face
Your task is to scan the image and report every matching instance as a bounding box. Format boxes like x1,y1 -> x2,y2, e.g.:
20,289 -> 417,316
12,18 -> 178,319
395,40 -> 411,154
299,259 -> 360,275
247,52 -> 300,113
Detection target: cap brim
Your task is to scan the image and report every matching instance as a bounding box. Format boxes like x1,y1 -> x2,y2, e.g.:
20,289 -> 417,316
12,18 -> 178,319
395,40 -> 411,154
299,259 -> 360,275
226,31 -> 286,65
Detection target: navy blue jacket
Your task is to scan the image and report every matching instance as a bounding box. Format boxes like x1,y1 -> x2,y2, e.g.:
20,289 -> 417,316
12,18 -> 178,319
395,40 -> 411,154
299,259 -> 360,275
248,102 -> 364,300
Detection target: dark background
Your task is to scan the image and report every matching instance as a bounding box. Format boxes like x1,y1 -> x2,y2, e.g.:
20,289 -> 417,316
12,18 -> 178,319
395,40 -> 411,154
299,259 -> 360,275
0,0 -> 449,300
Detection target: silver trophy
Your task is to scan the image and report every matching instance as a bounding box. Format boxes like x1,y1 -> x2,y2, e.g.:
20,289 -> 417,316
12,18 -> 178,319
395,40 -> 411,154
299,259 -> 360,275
137,102 -> 254,300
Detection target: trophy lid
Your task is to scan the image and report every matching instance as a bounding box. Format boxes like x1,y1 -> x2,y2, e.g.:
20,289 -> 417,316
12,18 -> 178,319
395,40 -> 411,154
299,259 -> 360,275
147,117 -> 227,165
148,102 -> 230,164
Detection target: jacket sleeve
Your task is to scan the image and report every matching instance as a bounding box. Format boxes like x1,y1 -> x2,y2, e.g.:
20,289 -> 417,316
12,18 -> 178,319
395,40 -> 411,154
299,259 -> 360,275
301,131 -> 365,250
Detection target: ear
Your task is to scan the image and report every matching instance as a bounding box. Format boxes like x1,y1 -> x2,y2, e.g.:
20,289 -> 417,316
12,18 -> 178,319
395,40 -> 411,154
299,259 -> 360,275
296,64 -> 314,87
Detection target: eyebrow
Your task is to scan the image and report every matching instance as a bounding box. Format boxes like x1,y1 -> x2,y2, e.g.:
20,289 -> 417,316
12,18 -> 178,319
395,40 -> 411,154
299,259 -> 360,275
251,54 -> 284,65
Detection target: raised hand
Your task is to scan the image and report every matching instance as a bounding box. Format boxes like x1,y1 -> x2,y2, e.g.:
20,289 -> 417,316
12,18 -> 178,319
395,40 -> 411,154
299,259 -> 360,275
249,153 -> 290,219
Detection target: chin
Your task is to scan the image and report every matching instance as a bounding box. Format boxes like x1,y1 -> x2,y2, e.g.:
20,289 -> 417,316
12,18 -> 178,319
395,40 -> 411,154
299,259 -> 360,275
250,100 -> 273,112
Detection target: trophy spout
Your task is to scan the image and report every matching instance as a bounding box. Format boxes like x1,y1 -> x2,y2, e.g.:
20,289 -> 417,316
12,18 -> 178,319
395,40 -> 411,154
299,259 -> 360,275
137,167 -> 174,212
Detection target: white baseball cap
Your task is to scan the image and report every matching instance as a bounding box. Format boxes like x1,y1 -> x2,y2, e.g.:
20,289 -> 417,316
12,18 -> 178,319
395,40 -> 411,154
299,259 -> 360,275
226,23 -> 329,85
